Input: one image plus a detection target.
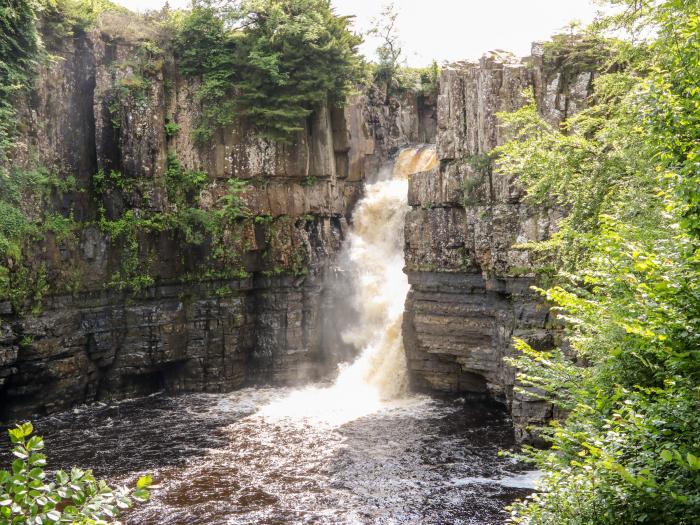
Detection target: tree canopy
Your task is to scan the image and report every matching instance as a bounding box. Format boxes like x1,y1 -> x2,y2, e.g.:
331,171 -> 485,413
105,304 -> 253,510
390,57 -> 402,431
173,0 -> 363,143
497,1 -> 700,523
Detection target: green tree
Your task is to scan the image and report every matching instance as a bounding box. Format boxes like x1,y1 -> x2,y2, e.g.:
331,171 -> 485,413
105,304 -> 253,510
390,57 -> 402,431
174,0 -> 362,143
0,422 -> 151,524
367,2 -> 402,89
495,1 -> 700,523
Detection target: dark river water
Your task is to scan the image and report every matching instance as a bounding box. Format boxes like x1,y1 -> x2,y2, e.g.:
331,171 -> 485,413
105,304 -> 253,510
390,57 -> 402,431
2,386 -> 535,525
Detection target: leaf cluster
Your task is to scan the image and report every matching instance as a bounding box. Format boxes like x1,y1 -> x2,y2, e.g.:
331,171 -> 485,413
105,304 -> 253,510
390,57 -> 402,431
1,422 -> 151,524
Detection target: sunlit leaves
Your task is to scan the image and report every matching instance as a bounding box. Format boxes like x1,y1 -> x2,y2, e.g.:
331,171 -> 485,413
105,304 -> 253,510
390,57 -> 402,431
499,2 -> 700,523
0,424 -> 152,525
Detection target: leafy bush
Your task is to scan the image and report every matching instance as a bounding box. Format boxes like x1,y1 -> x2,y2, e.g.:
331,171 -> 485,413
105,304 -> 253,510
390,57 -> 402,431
391,64 -> 441,96
164,121 -> 180,138
542,32 -> 616,88
218,178 -> 250,222
417,60 -> 440,96
165,152 -> 207,207
497,2 -> 700,524
1,422 -> 151,524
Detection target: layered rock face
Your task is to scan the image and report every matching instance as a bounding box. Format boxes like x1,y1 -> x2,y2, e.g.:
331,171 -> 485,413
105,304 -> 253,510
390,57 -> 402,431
403,48 -> 594,442
0,14 -> 436,421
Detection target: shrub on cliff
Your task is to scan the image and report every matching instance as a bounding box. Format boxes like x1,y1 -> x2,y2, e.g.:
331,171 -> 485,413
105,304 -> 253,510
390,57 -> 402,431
173,0 -> 362,143
0,422 -> 152,524
497,1 -> 700,524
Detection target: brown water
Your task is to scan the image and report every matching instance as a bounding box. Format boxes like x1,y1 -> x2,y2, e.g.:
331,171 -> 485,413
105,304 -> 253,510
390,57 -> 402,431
15,388 -> 534,524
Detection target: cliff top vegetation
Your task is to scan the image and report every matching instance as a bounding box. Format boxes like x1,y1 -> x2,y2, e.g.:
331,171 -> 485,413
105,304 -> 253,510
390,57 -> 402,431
171,0 -> 363,143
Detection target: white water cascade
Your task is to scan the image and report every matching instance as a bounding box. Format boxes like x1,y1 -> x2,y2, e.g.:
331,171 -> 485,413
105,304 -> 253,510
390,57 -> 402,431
259,145 -> 438,425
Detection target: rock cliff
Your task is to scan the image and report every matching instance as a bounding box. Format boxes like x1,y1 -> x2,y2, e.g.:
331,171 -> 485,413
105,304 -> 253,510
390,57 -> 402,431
0,13 -> 436,420
402,46 -> 595,442
1,9 -> 593,437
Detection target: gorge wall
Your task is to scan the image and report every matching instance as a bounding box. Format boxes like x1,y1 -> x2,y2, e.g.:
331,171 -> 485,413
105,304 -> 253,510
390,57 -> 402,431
0,9 -> 593,438
0,12 -> 436,420
402,46 -> 594,442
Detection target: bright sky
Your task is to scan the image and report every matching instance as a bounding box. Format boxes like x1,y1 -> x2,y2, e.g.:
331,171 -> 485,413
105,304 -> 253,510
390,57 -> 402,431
112,0 -> 605,66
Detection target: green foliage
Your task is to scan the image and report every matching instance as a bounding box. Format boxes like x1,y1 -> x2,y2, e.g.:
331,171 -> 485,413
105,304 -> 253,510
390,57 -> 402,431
368,2 -> 401,89
0,0 -> 39,167
459,153 -> 493,207
637,1 -> 700,243
173,0 -> 362,143
1,1 -> 323,304
99,210 -> 155,292
417,60 -> 440,96
165,152 -> 207,207
217,177 -> 250,222
108,40 -> 162,128
463,153 -> 493,175
1,0 -> 125,167
378,62 -> 441,97
95,154 -> 254,292
300,175 -> 317,187
542,32 -> 615,86
164,121 -> 180,138
259,215 -> 310,277
39,0 -> 127,43
254,214 -> 273,225
93,169 -> 134,195
497,2 -> 700,524
42,213 -> 78,243
1,422 -> 151,524
0,166 -> 78,309
364,2 -> 439,97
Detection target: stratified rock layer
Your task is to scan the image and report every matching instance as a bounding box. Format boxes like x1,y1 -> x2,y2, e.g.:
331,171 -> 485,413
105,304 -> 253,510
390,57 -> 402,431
0,15 -> 436,421
403,48 -> 593,442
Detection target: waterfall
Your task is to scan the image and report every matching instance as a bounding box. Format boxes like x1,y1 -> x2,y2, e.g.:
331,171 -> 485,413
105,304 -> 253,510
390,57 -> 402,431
335,145 -> 437,398
33,144 -> 530,525
259,145 -> 437,425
